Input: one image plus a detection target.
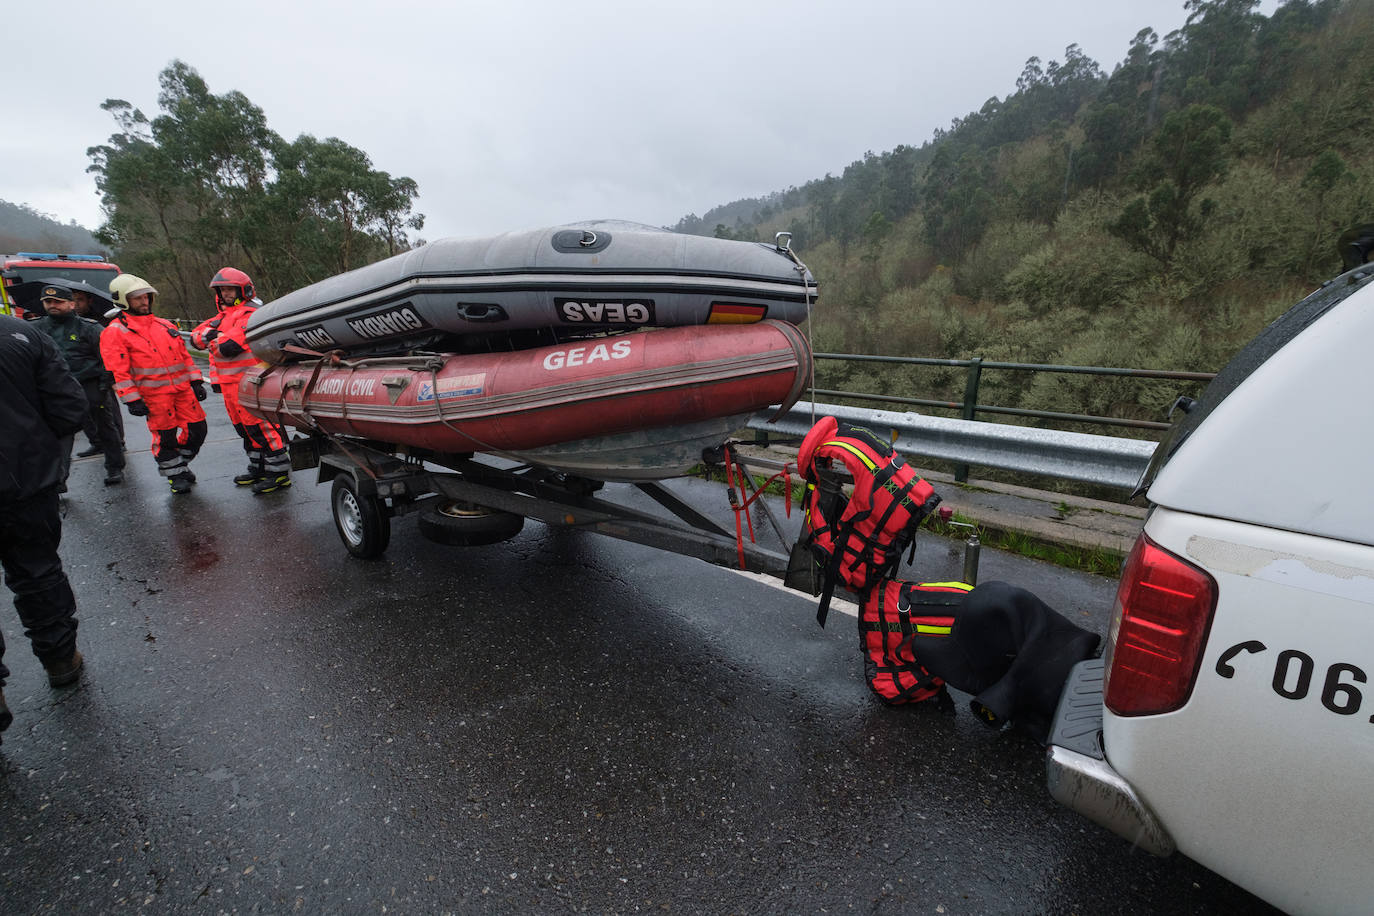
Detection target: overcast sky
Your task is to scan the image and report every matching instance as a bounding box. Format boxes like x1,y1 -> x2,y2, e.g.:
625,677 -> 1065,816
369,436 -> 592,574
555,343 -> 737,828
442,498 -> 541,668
2,0 -> 1280,243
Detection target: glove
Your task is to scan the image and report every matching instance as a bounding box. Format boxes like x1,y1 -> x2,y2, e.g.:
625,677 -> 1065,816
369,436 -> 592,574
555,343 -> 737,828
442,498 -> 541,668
211,383 -> 222,393
217,339 -> 245,358
201,328 -> 219,344
126,399 -> 149,417
190,379 -> 208,401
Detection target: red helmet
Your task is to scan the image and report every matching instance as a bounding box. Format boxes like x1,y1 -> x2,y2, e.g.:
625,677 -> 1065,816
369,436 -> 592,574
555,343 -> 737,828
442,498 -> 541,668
209,267 -> 255,307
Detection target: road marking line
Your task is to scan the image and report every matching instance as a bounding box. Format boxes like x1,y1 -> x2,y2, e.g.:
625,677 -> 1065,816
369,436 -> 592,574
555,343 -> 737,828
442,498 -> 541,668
727,569 -> 860,619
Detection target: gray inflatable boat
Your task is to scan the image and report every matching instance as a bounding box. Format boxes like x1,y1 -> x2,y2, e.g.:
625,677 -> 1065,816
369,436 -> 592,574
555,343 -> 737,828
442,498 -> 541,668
245,220 -> 817,364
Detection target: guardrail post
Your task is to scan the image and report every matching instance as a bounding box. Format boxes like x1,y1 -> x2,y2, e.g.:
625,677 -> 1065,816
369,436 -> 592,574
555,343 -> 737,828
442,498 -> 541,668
955,357 -> 983,482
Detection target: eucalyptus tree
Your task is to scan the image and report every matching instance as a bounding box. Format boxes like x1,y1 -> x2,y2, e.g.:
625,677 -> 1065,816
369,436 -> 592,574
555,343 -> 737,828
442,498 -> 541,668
1109,104 -> 1233,265
88,61 -> 423,316
249,134 -> 422,290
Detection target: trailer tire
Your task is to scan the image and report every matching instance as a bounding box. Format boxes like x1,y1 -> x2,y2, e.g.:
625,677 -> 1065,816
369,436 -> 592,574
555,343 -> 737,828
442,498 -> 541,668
417,500 -> 524,546
332,475 -> 391,559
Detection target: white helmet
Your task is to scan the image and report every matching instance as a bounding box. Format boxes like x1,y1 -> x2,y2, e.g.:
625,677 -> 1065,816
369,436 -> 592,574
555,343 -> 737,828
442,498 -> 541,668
109,273 -> 158,311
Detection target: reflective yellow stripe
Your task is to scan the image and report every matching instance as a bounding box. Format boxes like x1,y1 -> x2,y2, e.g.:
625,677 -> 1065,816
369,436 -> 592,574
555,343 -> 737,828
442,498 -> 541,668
129,365 -> 187,376
915,624 -> 952,635
919,581 -> 973,591
822,439 -> 877,471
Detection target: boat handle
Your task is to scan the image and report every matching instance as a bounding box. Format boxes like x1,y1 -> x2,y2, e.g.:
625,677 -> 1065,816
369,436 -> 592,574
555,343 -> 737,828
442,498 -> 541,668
579,230 -> 598,247
775,231 -> 793,252
455,303 -> 508,322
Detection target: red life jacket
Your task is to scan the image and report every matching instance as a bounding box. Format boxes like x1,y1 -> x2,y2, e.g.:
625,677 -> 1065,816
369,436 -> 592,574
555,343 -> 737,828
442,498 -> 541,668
796,416 -> 942,624
860,580 -> 971,704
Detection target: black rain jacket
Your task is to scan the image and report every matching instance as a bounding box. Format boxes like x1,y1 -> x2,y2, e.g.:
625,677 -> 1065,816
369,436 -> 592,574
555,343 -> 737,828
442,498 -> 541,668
0,315 -> 89,501
31,312 -> 111,385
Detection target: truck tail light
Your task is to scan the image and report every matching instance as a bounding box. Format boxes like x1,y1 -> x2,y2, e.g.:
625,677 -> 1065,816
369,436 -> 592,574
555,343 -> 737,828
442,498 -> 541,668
1103,533 -> 1218,716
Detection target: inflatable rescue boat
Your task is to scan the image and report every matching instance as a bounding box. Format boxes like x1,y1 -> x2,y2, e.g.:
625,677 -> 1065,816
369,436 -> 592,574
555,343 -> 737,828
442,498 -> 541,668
241,320 -> 812,479
245,220 -> 817,364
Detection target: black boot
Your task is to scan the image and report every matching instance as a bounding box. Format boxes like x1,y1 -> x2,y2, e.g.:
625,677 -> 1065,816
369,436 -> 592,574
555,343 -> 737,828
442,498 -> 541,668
251,473 -> 292,495
45,649 -> 84,688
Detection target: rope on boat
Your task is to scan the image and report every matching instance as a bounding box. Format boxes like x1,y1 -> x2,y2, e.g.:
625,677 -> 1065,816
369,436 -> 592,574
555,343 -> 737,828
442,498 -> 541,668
781,245 -> 818,429
263,345 -> 383,479
422,359 -> 507,456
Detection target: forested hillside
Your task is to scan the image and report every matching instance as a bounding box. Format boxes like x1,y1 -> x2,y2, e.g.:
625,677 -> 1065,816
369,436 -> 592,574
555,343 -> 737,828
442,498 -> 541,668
673,0 -> 1372,428
0,200 -> 107,255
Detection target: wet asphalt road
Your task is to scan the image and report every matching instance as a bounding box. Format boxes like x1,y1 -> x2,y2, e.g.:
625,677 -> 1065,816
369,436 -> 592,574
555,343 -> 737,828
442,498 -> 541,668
0,410 -> 1278,914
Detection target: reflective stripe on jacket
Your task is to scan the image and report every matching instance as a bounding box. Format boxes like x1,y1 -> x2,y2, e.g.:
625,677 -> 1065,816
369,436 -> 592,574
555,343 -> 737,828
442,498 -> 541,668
99,313 -> 199,403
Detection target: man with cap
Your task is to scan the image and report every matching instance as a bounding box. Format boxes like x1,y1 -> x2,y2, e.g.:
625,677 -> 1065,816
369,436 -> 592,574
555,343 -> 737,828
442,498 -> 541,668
100,274 -> 208,494
62,280 -> 126,458
0,311 -> 91,741
32,283 -> 126,486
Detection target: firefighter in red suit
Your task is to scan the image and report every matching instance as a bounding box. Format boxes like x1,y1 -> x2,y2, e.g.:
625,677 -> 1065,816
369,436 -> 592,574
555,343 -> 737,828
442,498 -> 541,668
100,274 -> 208,494
191,268 -> 291,494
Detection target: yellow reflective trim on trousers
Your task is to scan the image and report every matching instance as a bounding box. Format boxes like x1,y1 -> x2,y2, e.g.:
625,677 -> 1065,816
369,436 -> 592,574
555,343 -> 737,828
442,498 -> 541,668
822,439 -> 878,471
915,624 -> 952,635
919,581 -> 973,591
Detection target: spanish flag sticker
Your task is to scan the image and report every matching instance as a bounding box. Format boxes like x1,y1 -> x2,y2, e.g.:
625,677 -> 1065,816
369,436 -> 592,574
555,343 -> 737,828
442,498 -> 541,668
706,302 -> 767,324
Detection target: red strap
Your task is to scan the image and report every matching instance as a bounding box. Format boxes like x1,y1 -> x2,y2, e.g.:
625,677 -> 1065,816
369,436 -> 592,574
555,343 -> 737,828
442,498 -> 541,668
724,448 -> 747,570
723,448 -> 798,570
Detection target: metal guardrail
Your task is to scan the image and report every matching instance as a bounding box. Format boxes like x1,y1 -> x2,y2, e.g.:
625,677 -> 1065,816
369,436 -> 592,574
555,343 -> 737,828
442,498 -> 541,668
749,401 -> 1157,492
813,352 -> 1214,432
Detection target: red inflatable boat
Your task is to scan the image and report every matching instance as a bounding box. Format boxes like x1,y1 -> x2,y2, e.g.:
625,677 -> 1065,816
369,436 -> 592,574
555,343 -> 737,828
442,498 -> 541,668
240,319 -> 811,479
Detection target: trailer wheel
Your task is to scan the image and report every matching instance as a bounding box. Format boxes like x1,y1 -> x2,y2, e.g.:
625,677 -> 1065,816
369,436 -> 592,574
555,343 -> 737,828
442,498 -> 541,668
332,475 -> 391,559
417,500 -> 524,546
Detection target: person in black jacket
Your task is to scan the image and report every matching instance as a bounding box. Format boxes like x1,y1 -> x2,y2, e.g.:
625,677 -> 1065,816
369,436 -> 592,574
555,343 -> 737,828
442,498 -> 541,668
33,284 -> 127,486
65,281 -> 126,455
0,313 -> 90,742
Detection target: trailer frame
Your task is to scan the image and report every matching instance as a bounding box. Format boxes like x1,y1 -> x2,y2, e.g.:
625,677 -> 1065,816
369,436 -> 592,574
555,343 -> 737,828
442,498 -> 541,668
300,434 -> 798,579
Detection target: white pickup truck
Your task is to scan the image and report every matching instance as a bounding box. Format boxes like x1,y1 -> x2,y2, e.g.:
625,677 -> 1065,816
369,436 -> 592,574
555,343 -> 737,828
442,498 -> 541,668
1046,262 -> 1374,915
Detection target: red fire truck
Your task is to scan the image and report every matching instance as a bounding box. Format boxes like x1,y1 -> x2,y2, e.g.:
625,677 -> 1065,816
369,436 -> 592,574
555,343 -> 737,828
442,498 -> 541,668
0,252 -> 121,319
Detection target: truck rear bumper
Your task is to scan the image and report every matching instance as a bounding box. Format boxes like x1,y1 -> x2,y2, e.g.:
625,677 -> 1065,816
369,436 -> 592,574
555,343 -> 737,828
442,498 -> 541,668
1045,659 -> 1176,857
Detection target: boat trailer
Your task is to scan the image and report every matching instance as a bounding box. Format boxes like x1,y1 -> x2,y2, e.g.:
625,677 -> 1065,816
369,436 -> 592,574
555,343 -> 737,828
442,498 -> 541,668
294,434 -> 801,579
293,429 -> 981,593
